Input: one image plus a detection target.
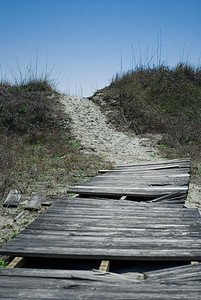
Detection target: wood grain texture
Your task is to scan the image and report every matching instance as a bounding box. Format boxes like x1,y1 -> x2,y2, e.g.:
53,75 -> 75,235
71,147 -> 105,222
1,197 -> 201,261
1,267 -> 201,299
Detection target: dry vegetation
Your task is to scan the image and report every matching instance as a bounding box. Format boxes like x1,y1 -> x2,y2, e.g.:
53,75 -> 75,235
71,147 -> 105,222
92,63 -> 201,183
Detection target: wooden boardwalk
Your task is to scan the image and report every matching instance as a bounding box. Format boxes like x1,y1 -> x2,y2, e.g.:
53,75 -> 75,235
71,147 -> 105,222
1,158 -> 201,299
1,196 -> 201,261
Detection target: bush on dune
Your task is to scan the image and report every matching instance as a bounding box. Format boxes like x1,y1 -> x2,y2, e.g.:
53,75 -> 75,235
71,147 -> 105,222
93,63 -> 201,168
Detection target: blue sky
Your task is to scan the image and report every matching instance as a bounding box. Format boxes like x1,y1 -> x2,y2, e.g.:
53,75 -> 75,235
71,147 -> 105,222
0,0 -> 201,96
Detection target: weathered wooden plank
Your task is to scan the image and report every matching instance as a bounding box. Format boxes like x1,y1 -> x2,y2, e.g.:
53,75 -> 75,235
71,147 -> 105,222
32,214 -> 200,224
1,245 -> 201,261
68,186 -> 188,197
3,189 -> 21,208
79,177 -> 189,187
86,178 -> 190,185
148,192 -> 182,202
19,228 -> 201,239
43,208 -> 199,218
10,235 -> 201,250
25,194 -> 44,210
26,222 -> 201,233
99,168 -> 190,176
118,158 -> 191,168
145,262 -> 201,283
1,286 -> 201,300
0,268 -> 140,284
50,196 -> 186,208
98,164 -> 182,173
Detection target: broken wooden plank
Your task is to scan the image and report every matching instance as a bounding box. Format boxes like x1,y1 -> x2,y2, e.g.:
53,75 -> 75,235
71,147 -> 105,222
79,176 -> 189,187
148,192 -> 182,203
145,262 -> 201,283
3,190 -> 21,208
25,194 -> 44,210
68,185 -> 188,197
118,158 -> 191,168
98,164 -> 181,173
2,268 -> 201,299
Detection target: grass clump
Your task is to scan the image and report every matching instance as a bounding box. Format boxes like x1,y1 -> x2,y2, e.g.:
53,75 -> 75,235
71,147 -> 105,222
0,80 -> 57,134
92,63 -> 201,178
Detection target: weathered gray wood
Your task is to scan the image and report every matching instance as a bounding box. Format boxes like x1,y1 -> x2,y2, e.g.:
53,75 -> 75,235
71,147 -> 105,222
149,192 -> 182,202
1,268 -> 201,299
79,177 -> 189,187
99,164 -> 182,173
87,175 -> 190,182
1,244 -> 201,261
145,262 -> 201,283
100,168 -> 190,176
25,194 -> 44,210
3,189 -> 21,208
49,197 -> 185,209
68,186 -> 188,197
118,158 -> 191,168
1,197 -> 201,261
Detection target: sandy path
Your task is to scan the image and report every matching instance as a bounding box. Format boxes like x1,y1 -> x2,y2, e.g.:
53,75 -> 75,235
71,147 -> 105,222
60,96 -> 160,165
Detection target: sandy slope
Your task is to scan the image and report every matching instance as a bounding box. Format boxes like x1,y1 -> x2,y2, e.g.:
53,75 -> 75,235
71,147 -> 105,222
60,95 -> 160,165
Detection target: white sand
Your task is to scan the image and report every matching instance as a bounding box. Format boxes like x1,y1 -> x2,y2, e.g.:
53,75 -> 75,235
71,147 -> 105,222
60,95 -> 160,165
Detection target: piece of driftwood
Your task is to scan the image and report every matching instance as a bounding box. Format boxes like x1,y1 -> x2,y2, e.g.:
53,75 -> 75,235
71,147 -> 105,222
25,194 -> 44,210
3,190 -> 21,208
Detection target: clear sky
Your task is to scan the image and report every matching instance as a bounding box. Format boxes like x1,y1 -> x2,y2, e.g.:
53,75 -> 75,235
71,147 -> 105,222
0,0 -> 201,96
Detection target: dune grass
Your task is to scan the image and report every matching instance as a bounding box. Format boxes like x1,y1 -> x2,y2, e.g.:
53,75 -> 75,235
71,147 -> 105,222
92,63 -> 201,182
